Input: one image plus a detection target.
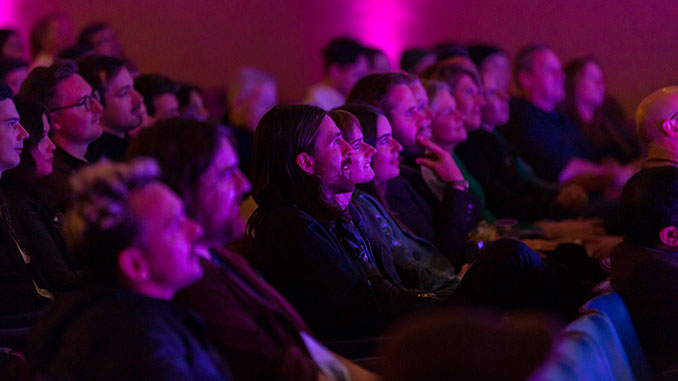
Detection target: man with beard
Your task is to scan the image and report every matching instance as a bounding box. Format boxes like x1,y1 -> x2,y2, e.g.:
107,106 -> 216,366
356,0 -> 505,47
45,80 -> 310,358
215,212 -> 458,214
76,54 -> 143,162
247,105 -> 411,339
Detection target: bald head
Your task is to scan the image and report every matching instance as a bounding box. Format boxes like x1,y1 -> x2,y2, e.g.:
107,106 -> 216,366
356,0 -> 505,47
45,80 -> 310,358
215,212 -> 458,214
636,86 -> 678,143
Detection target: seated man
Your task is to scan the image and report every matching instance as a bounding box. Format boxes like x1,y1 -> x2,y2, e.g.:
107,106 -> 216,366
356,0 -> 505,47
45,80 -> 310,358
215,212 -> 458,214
304,37 -> 369,110
126,118 -> 376,381
0,58 -> 28,94
347,72 -> 478,269
77,54 -> 144,162
28,159 -> 230,380
499,44 -> 629,189
611,166 -> 678,377
636,86 -> 678,168
19,60 -> 103,215
134,73 -> 180,120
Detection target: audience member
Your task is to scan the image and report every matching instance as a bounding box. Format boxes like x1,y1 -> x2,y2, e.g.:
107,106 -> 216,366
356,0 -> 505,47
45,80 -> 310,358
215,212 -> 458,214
304,37 -> 369,110
611,166 -> 678,377
0,58 -> 28,94
0,84 -> 52,330
500,44 -> 624,188
561,57 -> 642,163
19,60 -> 102,211
434,42 -> 468,62
177,83 -> 209,121
637,86 -> 678,167
400,47 -> 437,75
365,46 -> 390,73
19,60 -> 103,215
29,13 -> 74,69
2,96 -> 80,293
347,73 -> 476,268
77,22 -> 124,58
134,73 -> 180,120
466,44 -> 511,95
127,118 -> 376,381
248,104 -> 412,338
77,54 -> 143,162
27,159 -> 231,380
227,67 -> 278,178
0,29 -> 25,60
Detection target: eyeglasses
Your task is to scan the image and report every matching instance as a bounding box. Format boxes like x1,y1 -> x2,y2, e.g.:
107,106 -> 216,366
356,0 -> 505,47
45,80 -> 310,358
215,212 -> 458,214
48,92 -> 100,113
669,111 -> 678,121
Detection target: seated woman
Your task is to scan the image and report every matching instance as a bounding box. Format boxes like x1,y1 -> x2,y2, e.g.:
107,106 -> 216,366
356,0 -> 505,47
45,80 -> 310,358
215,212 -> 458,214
560,57 -> 642,164
330,106 -> 461,292
1,96 -> 82,292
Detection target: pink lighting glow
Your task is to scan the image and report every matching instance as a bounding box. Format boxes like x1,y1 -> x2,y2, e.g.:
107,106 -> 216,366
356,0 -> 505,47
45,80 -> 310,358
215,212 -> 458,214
0,1 -> 20,27
351,0 -> 413,68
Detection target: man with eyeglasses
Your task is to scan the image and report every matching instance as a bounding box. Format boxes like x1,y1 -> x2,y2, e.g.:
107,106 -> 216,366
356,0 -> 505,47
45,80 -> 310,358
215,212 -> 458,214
19,60 -> 103,215
637,87 -> 678,168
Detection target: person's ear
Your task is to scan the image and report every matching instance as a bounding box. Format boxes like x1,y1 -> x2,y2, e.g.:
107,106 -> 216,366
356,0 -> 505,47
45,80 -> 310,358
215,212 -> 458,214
118,247 -> 150,282
659,226 -> 678,249
296,152 -> 315,175
661,119 -> 678,137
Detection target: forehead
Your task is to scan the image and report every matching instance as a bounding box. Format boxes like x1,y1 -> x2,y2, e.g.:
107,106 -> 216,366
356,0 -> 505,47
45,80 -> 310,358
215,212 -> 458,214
315,115 -> 340,143
409,82 -> 427,100
433,89 -> 455,108
388,84 -> 417,108
376,114 -> 392,136
129,182 -> 181,225
0,99 -> 19,121
533,50 -> 560,69
55,74 -> 92,104
107,67 -> 133,91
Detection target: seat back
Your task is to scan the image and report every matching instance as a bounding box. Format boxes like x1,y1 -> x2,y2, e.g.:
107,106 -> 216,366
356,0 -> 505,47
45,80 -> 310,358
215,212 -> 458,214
581,292 -> 652,380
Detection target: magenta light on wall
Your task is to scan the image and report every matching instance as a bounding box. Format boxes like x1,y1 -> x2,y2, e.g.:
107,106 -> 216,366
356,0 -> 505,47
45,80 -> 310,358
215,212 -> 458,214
352,0 -> 413,66
0,0 -> 19,26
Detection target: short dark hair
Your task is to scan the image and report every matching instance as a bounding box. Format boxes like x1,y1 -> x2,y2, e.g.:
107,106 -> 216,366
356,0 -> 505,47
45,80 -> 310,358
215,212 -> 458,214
435,42 -> 469,62
400,48 -> 436,73
421,62 -> 481,92
513,43 -> 552,89
18,60 -> 78,108
323,37 -> 366,71
0,82 -> 12,100
0,29 -> 19,58
0,58 -> 28,84
77,54 -> 126,107
177,83 -> 202,109
57,44 -> 94,61
125,117 -> 223,217
346,72 -> 410,115
77,22 -> 110,48
621,166 -> 678,246
466,44 -> 507,68
248,104 -> 339,236
134,73 -> 178,116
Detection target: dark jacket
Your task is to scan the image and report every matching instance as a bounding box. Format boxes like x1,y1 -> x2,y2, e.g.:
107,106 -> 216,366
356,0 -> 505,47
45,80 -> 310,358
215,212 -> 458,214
175,248 -> 320,381
28,285 -> 230,380
39,145 -> 88,216
611,241 -> 678,376
250,204 -> 411,339
86,132 -> 130,162
455,129 -> 567,221
384,164 -> 480,269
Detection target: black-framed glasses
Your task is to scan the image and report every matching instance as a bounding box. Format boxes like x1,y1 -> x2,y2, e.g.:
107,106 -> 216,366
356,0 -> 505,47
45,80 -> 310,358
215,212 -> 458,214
48,92 -> 100,113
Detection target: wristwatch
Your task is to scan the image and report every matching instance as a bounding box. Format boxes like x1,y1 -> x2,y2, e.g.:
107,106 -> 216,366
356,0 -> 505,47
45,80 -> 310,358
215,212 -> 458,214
449,179 -> 470,192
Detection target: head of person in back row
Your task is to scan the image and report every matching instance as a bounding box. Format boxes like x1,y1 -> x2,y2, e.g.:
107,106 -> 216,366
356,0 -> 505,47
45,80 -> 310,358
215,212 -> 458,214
77,54 -> 144,162
134,73 -> 180,120
0,58 -> 29,95
636,86 -> 678,167
304,37 -> 370,110
513,44 -> 565,113
29,13 -> 74,68
228,67 -> 278,133
77,22 -> 124,58
400,47 -> 437,76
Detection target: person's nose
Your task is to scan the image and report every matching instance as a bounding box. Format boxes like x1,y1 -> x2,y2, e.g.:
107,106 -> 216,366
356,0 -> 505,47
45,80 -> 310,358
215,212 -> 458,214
17,123 -> 28,141
235,168 -> 252,195
363,142 -> 376,159
91,97 -> 104,114
339,138 -> 352,156
183,217 -> 204,243
391,138 -> 403,153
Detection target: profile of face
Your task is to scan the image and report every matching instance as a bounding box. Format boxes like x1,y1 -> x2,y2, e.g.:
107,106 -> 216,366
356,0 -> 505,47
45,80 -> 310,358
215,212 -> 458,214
245,81 -> 277,132
46,16 -> 75,54
31,113 -> 56,177
342,123 -> 376,185
181,90 -> 209,121
2,32 -> 24,60
413,54 -> 437,76
409,81 -> 433,137
0,98 -> 28,173
575,61 -> 605,109
102,67 -> 143,133
480,52 -> 511,94
335,55 -> 370,95
151,93 -> 180,119
91,27 -> 123,58
372,115 -> 402,184
522,49 -> 565,108
50,74 -> 103,145
129,182 -> 204,294
193,137 -> 251,245
298,116 -> 353,195
4,67 -> 28,95
387,84 -> 425,155
481,71 -> 510,127
430,89 -> 467,146
452,74 -> 485,131
370,52 -> 391,74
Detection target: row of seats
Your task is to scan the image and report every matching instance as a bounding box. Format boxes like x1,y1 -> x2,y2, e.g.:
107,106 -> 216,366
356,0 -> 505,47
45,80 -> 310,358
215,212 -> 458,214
530,292 -> 651,380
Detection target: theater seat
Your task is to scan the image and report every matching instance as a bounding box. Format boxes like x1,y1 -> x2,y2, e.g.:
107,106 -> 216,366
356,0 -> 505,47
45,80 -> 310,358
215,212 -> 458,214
581,292 -> 652,380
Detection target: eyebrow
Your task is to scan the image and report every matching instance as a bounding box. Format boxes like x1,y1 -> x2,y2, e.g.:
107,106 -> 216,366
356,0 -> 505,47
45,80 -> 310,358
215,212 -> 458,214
377,133 -> 391,140
2,117 -> 19,124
